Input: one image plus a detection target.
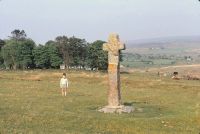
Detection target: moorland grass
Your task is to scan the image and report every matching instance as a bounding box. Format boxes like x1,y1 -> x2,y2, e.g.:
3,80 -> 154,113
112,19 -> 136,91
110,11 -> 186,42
0,70 -> 199,134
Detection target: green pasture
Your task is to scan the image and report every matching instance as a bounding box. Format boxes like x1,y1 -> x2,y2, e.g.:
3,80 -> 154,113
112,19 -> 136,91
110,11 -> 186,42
0,70 -> 199,134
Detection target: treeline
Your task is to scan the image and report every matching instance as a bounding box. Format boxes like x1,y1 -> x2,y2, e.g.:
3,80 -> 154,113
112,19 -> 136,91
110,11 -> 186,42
0,29 -> 108,70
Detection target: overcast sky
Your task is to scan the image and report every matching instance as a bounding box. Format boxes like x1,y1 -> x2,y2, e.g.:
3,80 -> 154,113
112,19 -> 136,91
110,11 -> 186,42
0,0 -> 200,44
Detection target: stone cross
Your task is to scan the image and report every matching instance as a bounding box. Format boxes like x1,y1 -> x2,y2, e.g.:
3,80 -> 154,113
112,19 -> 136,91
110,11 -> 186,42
99,33 -> 135,113
103,33 -> 125,107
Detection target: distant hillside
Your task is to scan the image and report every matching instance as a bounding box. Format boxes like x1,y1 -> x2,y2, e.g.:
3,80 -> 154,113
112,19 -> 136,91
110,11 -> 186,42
126,36 -> 200,48
122,36 -> 200,68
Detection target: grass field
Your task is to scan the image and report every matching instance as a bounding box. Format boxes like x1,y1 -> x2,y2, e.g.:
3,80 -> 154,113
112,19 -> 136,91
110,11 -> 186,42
0,70 -> 200,134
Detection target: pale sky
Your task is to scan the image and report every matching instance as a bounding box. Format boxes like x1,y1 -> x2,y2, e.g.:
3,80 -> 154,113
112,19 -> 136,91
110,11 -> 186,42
0,0 -> 200,44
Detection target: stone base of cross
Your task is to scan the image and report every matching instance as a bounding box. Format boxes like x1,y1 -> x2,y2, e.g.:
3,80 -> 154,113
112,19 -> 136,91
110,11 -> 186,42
98,33 -> 134,114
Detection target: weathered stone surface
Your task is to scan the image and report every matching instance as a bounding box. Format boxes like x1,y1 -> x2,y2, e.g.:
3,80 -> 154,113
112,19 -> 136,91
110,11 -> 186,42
102,33 -> 125,107
98,105 -> 135,114
99,33 -> 134,114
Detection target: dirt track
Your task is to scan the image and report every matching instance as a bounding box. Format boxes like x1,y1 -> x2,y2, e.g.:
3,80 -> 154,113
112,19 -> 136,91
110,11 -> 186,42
146,64 -> 200,73
160,64 -> 200,69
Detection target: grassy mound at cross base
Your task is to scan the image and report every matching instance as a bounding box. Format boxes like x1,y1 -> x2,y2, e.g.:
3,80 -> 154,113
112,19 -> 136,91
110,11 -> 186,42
0,70 -> 199,134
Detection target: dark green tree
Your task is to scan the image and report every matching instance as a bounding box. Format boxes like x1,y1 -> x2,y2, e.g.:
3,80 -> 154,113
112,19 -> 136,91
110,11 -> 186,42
10,29 -> 26,41
45,41 -> 62,68
55,36 -> 70,68
33,41 -> 62,69
2,39 -> 35,69
17,39 -> 35,69
1,30 -> 35,69
33,45 -> 49,69
68,36 -> 88,68
0,39 -> 5,68
55,36 -> 88,69
87,40 -> 108,70
0,39 -> 5,51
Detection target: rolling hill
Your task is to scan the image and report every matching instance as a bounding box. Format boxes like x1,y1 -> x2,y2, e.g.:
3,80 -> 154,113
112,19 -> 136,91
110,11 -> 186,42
126,36 -> 200,49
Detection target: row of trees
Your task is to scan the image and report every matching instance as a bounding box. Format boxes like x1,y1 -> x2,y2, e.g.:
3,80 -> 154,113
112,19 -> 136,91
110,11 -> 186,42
0,29 -> 109,70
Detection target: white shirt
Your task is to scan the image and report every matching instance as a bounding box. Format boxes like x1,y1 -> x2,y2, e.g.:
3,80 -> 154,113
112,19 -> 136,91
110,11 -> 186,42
60,78 -> 69,88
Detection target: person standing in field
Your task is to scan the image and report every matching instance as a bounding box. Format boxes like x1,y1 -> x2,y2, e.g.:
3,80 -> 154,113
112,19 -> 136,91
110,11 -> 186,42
60,73 -> 69,96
